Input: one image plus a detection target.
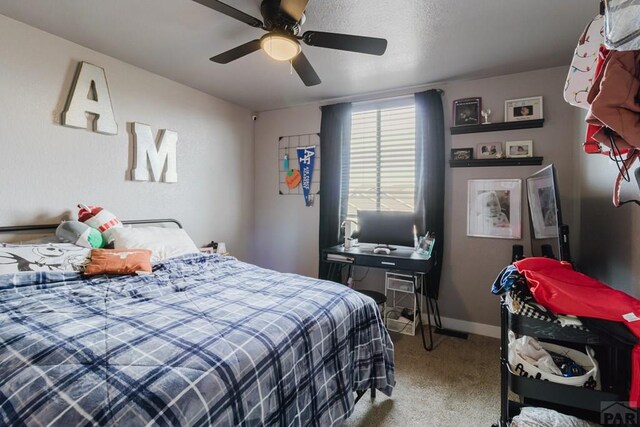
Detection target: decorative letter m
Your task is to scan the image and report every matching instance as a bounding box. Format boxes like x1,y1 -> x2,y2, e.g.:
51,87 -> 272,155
131,122 -> 178,183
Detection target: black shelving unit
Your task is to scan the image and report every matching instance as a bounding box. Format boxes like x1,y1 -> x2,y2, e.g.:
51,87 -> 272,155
496,304 -> 631,426
449,157 -> 543,168
450,119 -> 544,135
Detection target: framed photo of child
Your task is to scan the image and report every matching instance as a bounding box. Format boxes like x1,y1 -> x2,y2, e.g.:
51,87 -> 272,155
506,140 -> 533,158
467,179 -> 522,239
504,96 -> 543,122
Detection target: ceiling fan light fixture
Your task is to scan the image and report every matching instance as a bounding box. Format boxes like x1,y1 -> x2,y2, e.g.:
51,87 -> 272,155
260,33 -> 301,61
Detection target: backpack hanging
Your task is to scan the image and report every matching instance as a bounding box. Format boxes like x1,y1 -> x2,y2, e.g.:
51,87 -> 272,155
563,15 -> 604,109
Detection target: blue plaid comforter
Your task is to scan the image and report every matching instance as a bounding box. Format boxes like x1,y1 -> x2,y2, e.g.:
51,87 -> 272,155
0,254 -> 394,426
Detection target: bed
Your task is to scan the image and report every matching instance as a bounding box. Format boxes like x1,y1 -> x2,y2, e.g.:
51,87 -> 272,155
0,221 -> 394,426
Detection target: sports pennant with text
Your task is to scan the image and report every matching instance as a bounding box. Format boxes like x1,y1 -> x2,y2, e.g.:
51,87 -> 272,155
296,145 -> 316,207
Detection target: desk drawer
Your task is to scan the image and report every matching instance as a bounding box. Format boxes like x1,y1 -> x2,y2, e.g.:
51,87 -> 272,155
357,255 -> 427,272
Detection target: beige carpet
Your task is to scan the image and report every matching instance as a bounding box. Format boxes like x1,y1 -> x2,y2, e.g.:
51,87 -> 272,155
344,330 -> 501,427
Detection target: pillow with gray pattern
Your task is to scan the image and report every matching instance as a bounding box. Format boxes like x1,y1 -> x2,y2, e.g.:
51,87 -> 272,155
0,243 -> 90,274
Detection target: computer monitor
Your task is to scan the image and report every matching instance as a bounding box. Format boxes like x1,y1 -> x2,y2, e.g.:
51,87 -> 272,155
526,164 -> 571,262
356,210 -> 415,249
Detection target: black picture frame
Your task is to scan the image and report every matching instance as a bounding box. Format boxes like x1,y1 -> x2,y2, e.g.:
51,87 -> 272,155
451,148 -> 473,160
453,98 -> 481,126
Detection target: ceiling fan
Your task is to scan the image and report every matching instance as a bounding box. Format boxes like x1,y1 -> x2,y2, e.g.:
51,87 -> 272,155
193,0 -> 388,86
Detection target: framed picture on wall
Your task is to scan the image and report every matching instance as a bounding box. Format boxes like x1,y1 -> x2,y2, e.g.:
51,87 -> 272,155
467,179 -> 522,239
506,140 -> 533,158
452,98 -> 481,126
451,148 -> 473,160
475,142 -> 502,159
505,96 -> 543,122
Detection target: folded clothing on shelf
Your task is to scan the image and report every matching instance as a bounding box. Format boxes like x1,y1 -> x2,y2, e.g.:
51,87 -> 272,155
494,267 -> 587,330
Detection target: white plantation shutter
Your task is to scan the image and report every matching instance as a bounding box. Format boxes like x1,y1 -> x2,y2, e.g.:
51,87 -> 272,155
347,99 -> 416,219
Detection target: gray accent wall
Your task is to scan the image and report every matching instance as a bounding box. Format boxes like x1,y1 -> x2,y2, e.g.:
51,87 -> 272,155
253,67 -> 579,327
0,15 -> 255,259
575,112 -> 640,298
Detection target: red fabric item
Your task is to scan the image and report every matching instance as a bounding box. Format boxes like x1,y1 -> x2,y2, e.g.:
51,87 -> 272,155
514,257 -> 640,407
584,45 -> 610,154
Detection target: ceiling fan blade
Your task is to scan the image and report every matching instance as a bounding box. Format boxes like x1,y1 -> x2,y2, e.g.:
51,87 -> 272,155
292,52 -> 321,86
210,39 -> 262,64
193,0 -> 263,28
303,31 -> 387,55
279,0 -> 309,22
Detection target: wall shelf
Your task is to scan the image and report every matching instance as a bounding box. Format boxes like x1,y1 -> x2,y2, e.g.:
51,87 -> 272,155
449,157 -> 543,168
450,119 -> 544,135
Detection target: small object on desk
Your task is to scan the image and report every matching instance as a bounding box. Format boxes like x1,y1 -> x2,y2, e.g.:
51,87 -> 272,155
373,247 -> 391,255
416,233 -> 435,258
341,219 -> 357,250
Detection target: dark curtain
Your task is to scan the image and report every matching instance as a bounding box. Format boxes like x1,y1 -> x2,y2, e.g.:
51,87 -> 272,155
318,102 -> 353,280
415,90 -> 445,299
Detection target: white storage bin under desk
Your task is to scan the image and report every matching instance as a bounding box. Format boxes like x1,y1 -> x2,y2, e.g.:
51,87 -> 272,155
384,271 -> 423,336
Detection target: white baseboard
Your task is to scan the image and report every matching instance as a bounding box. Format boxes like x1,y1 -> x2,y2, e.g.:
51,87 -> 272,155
422,315 -> 501,339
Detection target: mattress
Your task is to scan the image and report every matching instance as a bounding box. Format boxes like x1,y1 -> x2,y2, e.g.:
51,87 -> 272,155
0,253 -> 394,426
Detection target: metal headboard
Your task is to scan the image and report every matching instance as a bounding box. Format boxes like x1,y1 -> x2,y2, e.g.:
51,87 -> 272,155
0,218 -> 183,233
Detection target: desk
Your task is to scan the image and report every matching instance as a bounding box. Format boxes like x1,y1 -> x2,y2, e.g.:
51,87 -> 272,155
322,244 -> 440,351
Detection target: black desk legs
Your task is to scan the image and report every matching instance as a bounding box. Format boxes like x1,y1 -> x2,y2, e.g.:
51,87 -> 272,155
430,297 -> 443,329
415,290 -> 438,352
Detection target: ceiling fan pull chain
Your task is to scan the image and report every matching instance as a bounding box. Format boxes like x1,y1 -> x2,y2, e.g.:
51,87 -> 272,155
290,60 -> 293,75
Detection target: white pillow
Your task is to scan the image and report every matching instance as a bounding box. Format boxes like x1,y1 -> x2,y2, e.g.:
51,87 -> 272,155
0,243 -> 91,274
111,227 -> 199,262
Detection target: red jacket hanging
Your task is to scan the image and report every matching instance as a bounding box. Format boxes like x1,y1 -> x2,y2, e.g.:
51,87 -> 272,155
514,257 -> 640,407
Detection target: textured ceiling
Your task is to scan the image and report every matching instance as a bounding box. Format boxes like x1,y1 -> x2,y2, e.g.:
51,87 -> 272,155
0,0 -> 599,111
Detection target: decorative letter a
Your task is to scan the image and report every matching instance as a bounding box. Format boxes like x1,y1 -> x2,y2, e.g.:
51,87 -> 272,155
131,122 -> 178,183
62,62 -> 118,135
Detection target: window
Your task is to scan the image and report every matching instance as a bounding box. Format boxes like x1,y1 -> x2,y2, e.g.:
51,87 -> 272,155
346,99 -> 416,220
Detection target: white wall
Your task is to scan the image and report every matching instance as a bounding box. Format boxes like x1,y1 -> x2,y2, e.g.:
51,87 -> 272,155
0,15 -> 255,259
253,105 -> 321,278
253,66 -> 579,327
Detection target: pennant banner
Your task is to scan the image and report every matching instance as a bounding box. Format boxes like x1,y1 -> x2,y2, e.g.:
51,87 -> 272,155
296,145 -> 316,207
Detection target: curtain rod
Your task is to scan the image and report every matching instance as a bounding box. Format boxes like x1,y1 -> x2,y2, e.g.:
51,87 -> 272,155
351,89 -> 444,107
316,84 -> 445,109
